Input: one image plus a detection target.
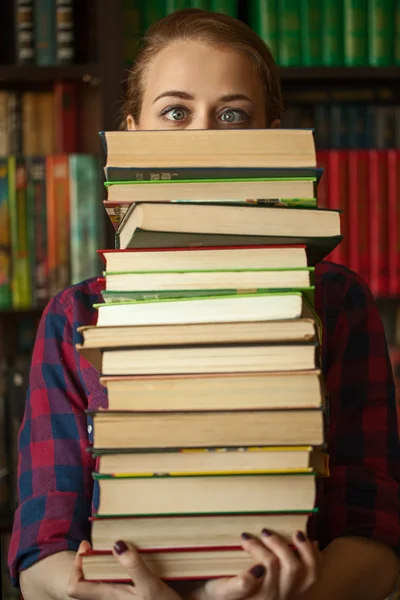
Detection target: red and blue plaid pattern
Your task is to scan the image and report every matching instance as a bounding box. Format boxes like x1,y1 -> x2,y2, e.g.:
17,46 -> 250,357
8,262 -> 400,586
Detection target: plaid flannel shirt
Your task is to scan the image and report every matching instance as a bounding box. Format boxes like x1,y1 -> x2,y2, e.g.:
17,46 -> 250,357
8,261 -> 400,586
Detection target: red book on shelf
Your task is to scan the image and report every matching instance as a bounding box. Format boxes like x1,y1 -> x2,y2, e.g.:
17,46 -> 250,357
54,82 -> 78,153
368,150 -> 389,297
326,150 -> 349,266
348,150 -> 369,281
388,149 -> 400,297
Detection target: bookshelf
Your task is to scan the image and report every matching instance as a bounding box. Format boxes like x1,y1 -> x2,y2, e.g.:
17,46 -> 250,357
1,0 -> 400,598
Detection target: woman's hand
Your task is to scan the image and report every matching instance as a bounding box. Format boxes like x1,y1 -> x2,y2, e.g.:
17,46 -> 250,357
188,530 -> 320,600
66,540 -> 182,600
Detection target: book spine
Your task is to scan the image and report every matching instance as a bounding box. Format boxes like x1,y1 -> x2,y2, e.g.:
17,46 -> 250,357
54,82 -> 78,153
34,0 -> 56,65
343,0 -> 368,66
368,150 -> 389,296
189,0 -> 209,7
7,93 -> 22,156
388,150 -> 400,296
122,0 -> 142,68
27,157 -> 48,307
141,1 -> 167,29
348,150 -> 368,277
316,150 -> 330,209
278,0 -> 301,66
395,0 -> 400,65
300,0 -> 322,66
209,0 -> 238,16
9,157 -> 32,308
346,103 -> 368,149
0,159 -> 12,309
248,0 -> 279,60
367,0 -> 394,66
313,104 -> 330,150
321,0 -> 343,65
37,92 -> 55,155
15,0 -> 35,65
56,0 -> 75,64
103,201 -> 130,231
22,92 -> 39,156
165,0 -> 189,13
69,154 -> 102,284
329,104 -> 348,149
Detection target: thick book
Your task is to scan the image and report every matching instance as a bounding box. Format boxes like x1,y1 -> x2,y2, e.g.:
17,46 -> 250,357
114,202 -> 341,265
94,445 -> 328,476
91,409 -> 324,450
105,177 -> 317,203
90,512 -> 316,550
99,245 -> 309,272
76,318 -> 317,369
93,291 -> 310,328
99,370 -> 323,412
92,471 -> 319,516
99,342 -> 318,377
103,267 -> 314,295
82,546 -> 269,581
100,129 -> 317,169
104,165 -> 323,183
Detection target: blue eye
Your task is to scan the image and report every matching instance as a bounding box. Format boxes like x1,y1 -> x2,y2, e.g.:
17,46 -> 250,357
220,109 -> 248,124
164,107 -> 187,121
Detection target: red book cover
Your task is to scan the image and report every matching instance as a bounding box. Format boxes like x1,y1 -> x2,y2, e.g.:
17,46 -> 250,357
368,150 -> 389,297
326,151 -> 349,265
388,150 -> 400,296
348,150 -> 369,281
316,150 -> 329,209
54,82 -> 78,153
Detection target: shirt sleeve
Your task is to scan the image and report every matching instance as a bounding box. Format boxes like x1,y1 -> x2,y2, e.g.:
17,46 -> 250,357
314,271 -> 400,555
8,293 -> 95,586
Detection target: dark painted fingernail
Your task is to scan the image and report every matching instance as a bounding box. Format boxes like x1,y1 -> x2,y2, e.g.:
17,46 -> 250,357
241,532 -> 251,540
261,528 -> 272,537
250,564 -> 266,579
114,540 -> 128,554
296,531 -> 306,543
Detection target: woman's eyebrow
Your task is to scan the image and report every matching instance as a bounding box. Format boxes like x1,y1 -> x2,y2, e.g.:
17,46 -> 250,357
219,93 -> 254,103
153,90 -> 194,103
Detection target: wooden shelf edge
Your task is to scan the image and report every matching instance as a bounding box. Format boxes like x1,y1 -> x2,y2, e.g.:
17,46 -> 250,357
0,63 -> 99,84
280,66 -> 400,81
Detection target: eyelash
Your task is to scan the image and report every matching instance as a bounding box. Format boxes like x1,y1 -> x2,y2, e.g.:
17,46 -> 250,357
159,105 -> 251,126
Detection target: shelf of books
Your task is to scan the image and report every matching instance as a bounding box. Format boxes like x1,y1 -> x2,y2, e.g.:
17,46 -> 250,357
1,1 -> 400,599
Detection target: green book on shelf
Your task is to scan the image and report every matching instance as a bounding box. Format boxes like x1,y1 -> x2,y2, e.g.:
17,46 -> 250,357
141,0 -> 167,29
300,0 -> 322,66
209,0 -> 237,17
278,0 -> 301,66
321,0 -> 344,65
343,0 -> 368,66
189,0 -> 209,7
368,0 -> 394,66
395,0 -> 400,64
248,0 -> 279,59
165,0 -> 189,13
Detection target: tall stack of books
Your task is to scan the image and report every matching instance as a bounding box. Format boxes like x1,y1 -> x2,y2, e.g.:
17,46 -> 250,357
77,128 -> 341,581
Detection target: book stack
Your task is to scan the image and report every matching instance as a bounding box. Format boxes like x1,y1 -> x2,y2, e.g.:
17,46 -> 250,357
77,128 -> 341,582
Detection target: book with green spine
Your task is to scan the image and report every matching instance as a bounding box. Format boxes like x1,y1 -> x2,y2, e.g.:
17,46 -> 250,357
343,0 -> 368,66
248,0 -> 279,60
165,0 -> 189,14
189,0 -> 209,7
395,0 -> 400,64
209,0 -> 237,17
368,0 -> 394,66
321,0 -> 343,65
278,0 -> 301,66
300,0 -> 322,66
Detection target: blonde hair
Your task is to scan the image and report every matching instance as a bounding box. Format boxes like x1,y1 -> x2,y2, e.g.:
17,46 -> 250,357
120,8 -> 283,128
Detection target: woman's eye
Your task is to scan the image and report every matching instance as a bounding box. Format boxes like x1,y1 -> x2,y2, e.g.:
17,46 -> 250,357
219,109 -> 248,124
163,107 -> 188,121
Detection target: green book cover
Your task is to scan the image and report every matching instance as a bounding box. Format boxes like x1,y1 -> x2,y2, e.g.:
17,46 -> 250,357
248,0 -> 279,59
93,471 -> 318,480
300,0 -> 322,66
0,158 -> 11,309
321,0 -> 343,65
34,0 -> 56,65
141,0 -> 167,29
278,0 -> 302,66
209,0 -> 237,17
123,0 -> 141,67
367,0 -> 394,66
189,0 -> 209,7
8,157 -> 32,309
343,0 -> 368,66
165,0 -> 189,13
395,0 -> 400,64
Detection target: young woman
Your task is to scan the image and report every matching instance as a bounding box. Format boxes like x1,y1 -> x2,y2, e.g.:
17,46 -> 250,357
9,8 -> 400,600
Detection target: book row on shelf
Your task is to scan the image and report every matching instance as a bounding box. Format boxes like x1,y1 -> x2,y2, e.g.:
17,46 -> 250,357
0,0 -> 96,67
0,154 -> 103,310
123,0 -> 400,68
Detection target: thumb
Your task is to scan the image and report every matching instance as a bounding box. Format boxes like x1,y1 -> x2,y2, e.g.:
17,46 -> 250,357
112,540 -> 160,593
200,566 -> 263,600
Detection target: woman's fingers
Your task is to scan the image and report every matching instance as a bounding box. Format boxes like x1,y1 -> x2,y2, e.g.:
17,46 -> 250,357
292,531 -> 320,593
197,566 -> 264,600
240,532 -> 279,597
66,541 -> 130,600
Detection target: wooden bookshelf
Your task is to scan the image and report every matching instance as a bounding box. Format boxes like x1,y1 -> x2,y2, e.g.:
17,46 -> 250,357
0,64 -> 99,85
